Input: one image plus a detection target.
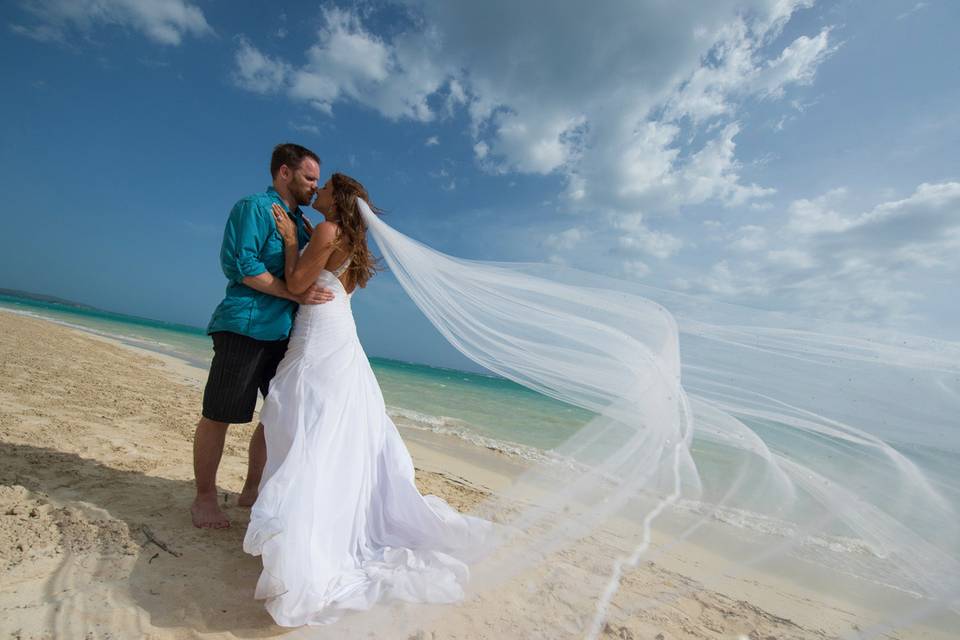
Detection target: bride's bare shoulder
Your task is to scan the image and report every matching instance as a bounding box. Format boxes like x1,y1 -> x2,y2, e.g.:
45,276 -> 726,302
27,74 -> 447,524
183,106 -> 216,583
301,221 -> 341,259
312,221 -> 340,245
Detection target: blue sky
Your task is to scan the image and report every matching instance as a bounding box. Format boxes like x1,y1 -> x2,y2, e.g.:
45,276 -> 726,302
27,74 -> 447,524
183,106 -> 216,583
1,0 -> 958,367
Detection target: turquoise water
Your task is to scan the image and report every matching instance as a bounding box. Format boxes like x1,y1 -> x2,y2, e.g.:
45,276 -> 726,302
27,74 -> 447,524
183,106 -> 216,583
0,294 -> 591,458
4,293 -> 959,606
372,358 -> 592,452
0,293 -> 213,367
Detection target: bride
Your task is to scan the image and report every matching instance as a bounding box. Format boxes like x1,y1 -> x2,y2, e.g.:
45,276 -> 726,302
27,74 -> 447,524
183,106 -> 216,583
243,171 -> 960,633
243,173 -> 491,627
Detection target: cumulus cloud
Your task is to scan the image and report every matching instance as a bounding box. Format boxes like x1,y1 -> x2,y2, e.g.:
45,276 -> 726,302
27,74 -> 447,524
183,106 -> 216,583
230,1 -> 832,214
753,28 -> 835,99
732,225 -> 768,252
666,16 -> 834,122
700,260 -> 770,297
786,188 -> 853,233
10,0 -> 211,45
766,248 -> 815,269
232,37 -> 290,94
689,181 -> 960,323
486,112 -> 585,174
788,183 -> 960,247
234,7 -> 452,121
613,213 -> 685,259
622,260 -> 652,279
544,228 -> 585,251
231,3 -> 932,320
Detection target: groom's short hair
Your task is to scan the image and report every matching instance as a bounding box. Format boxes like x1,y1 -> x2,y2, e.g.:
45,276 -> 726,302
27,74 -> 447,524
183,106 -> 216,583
271,143 -> 321,178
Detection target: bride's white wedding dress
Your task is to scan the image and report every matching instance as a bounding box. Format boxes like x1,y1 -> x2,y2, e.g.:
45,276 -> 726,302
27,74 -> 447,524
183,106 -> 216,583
243,259 -> 492,627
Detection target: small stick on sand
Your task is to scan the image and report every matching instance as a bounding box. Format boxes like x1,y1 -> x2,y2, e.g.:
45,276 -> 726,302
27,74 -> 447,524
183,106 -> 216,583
141,524 -> 181,557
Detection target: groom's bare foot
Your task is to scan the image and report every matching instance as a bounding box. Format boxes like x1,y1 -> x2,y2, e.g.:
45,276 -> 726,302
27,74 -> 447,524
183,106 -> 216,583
237,488 -> 258,508
191,495 -> 230,528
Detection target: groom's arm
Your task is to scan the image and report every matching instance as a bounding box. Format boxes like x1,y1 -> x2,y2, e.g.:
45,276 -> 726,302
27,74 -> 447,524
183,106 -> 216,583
242,272 -> 330,304
220,198 -> 271,283
220,198 -> 332,304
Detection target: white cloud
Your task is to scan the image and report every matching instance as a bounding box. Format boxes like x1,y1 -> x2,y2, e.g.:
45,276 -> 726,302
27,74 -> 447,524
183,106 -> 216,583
11,0 -> 211,46
664,17 -> 834,122
485,112 -> 584,174
699,260 -> 770,297
605,121 -> 774,210
289,121 -> 321,136
233,7 -> 453,121
685,181 -> 960,324
425,135 -> 440,146
229,3 -> 958,324
622,260 -> 652,279
788,182 -> 960,243
786,188 -> 852,233
732,225 -> 768,252
613,214 -> 684,259
287,8 -> 394,115
679,123 -> 777,206
766,248 -> 815,269
544,228 -> 585,251
445,78 -> 467,115
232,38 -> 290,94
897,2 -> 928,20
752,28 -> 835,99
230,1 -> 830,217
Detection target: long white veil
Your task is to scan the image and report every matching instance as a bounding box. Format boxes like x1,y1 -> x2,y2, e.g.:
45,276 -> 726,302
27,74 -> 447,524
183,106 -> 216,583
351,198 -> 959,637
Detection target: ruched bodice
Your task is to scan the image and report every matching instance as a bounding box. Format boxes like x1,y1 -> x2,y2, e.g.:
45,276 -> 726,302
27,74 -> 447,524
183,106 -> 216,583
289,269 -> 355,346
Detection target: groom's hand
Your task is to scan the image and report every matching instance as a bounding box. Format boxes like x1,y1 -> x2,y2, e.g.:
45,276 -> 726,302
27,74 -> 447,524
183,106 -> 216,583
295,284 -> 335,305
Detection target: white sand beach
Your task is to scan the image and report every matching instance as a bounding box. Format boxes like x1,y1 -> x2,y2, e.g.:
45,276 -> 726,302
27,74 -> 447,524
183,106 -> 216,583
1,311 -> 955,639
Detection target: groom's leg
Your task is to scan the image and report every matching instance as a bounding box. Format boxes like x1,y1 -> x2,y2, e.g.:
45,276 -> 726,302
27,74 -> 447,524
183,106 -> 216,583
192,331 -> 265,528
238,423 -> 266,507
192,417 -> 231,528
239,337 -> 287,507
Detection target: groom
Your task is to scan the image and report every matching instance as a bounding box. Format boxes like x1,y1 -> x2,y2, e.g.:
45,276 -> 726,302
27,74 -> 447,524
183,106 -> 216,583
191,143 -> 333,528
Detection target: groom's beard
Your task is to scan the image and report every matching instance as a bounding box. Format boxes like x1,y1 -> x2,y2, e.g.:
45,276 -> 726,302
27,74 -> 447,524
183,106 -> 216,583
292,187 -> 314,206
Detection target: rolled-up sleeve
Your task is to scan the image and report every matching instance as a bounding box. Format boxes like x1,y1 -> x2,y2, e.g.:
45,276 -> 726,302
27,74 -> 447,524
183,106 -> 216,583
220,198 -> 270,283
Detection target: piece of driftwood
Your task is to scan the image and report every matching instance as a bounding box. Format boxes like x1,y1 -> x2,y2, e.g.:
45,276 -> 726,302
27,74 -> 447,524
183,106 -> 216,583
141,524 -> 181,557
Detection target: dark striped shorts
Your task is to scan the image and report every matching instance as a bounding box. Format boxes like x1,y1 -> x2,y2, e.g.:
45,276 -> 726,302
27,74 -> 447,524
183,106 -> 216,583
201,331 -> 289,424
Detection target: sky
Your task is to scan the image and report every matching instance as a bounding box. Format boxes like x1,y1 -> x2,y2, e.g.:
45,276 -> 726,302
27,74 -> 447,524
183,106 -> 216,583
1,0 -> 958,368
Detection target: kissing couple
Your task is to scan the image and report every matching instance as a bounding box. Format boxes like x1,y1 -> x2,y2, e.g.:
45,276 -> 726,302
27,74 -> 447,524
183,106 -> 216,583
191,143 -> 491,626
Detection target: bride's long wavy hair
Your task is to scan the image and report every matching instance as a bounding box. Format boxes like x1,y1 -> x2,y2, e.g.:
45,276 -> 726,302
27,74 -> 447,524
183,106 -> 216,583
329,172 -> 382,289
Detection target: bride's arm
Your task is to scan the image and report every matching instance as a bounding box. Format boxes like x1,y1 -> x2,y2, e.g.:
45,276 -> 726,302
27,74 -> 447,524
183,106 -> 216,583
272,203 -> 302,287
272,204 -> 339,295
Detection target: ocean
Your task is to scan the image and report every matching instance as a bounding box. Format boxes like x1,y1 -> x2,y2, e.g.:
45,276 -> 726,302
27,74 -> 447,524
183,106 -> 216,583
3,292 -> 958,625
0,293 -> 592,463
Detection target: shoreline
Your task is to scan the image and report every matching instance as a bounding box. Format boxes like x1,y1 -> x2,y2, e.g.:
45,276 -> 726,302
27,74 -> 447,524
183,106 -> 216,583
1,310 -> 955,639
0,306 -> 543,497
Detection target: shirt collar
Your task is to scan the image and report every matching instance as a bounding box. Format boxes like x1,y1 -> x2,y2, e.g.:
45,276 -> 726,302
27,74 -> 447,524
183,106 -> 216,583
266,186 -> 303,219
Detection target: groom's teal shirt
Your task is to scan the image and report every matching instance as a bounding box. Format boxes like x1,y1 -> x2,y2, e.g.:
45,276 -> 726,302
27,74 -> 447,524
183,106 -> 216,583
206,186 -> 311,341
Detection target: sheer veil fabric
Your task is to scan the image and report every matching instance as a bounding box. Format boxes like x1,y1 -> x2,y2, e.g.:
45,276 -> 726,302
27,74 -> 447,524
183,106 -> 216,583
350,198 -> 959,636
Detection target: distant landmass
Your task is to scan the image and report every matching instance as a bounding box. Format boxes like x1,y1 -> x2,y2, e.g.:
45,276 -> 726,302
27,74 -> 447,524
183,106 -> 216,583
0,288 -> 99,311
0,287 -> 208,335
